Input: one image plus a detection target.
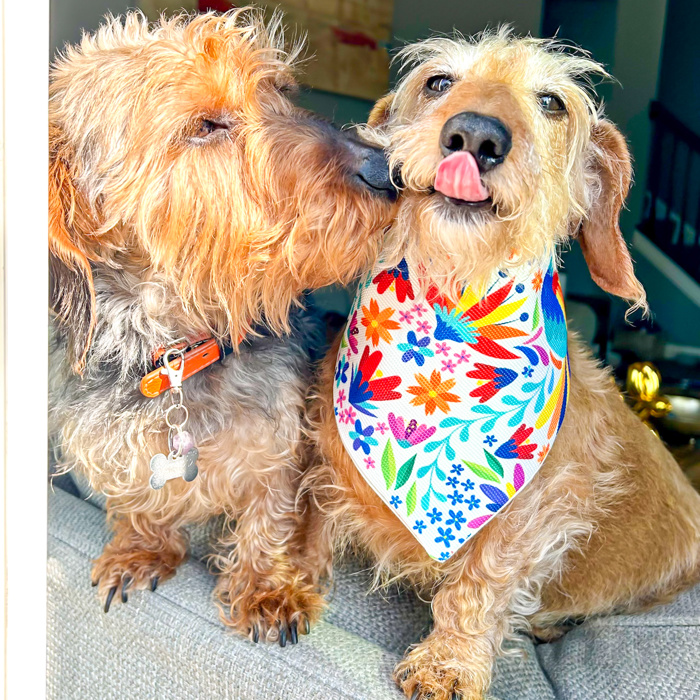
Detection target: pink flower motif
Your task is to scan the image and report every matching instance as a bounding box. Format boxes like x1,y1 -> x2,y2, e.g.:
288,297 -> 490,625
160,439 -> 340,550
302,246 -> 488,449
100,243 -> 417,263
399,310 -> 414,324
375,421 -> 388,435
387,412 -> 436,448
412,304 -> 427,317
454,350 -> 471,364
435,341 -> 450,356
341,407 -> 357,424
336,389 -> 346,407
415,320 -> 432,334
441,359 -> 456,373
364,456 -> 376,469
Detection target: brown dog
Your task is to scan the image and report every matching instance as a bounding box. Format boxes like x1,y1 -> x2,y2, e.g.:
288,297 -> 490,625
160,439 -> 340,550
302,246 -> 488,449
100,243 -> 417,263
49,9 -> 395,645
307,30 -> 700,698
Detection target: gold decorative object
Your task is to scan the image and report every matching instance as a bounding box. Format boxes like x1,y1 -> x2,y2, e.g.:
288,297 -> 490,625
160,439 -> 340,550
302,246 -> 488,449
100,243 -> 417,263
626,362 -> 672,434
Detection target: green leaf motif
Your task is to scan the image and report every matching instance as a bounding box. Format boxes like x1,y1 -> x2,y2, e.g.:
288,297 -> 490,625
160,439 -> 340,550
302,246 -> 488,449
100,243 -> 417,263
463,460 -> 500,483
381,440 -> 396,490
406,482 -> 417,515
395,455 -> 416,490
532,299 -> 540,331
484,451 -> 504,478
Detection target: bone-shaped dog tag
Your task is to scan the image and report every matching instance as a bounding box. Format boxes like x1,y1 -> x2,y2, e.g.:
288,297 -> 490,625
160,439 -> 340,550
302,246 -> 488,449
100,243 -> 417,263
149,448 -> 199,490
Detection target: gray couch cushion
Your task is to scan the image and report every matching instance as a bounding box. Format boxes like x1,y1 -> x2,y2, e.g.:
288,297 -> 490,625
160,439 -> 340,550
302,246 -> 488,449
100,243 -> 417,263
47,484 -> 700,699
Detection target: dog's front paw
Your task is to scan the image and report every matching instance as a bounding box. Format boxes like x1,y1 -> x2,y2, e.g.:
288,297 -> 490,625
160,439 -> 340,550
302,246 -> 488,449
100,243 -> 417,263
215,573 -> 326,646
92,541 -> 186,612
395,633 -> 492,700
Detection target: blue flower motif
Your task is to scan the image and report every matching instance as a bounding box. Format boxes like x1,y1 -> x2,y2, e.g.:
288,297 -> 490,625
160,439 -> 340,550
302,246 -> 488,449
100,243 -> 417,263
522,366 -> 534,378
450,463 -> 464,475
439,551 -> 450,561
462,479 -> 475,492
427,508 -> 442,524
335,357 -> 349,386
448,490 -> 464,506
445,509 -> 466,531
483,434 -> 497,447
348,419 -> 378,455
435,527 -> 455,547
446,476 -> 459,488
413,520 -> 427,534
467,495 -> 481,510
390,495 -> 402,509
397,331 -> 434,366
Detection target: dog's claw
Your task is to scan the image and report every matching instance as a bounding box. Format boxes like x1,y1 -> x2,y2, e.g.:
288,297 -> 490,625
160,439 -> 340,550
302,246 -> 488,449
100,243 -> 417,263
104,586 -> 117,613
278,625 -> 287,648
252,625 -> 259,644
290,620 -> 298,645
91,579 -> 99,587
302,616 -> 310,635
451,693 -> 460,700
121,576 -> 132,603
410,688 -> 421,700
150,576 -> 159,592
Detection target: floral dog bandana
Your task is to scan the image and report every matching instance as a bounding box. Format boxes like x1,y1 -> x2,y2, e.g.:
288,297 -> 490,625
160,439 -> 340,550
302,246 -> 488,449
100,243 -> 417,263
333,257 -> 569,560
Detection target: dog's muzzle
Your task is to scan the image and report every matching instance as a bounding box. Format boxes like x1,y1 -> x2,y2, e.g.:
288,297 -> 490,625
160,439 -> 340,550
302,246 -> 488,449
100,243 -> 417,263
345,131 -> 397,201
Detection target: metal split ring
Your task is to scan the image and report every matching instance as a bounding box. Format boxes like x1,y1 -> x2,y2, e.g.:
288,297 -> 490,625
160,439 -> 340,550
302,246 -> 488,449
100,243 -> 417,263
164,403 -> 189,429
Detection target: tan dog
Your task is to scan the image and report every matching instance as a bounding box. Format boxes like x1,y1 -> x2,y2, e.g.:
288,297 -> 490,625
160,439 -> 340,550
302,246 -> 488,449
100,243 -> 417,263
49,9 -> 395,645
307,30 -> 700,698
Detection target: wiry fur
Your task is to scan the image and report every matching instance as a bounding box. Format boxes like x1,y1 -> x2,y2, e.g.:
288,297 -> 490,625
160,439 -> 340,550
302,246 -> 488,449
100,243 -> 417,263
48,9 -> 393,642
305,31 -> 700,699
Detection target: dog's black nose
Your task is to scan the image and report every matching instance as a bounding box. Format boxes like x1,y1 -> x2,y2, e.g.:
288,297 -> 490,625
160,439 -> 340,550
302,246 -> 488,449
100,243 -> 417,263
440,112 -> 512,172
347,137 -> 397,200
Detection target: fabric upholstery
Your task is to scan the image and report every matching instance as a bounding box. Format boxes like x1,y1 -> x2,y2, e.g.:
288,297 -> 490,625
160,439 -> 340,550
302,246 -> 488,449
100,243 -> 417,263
47,482 -> 700,699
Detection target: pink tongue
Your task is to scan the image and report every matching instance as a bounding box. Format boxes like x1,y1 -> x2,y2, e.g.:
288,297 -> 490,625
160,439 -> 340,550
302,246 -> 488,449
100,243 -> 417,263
434,151 -> 489,202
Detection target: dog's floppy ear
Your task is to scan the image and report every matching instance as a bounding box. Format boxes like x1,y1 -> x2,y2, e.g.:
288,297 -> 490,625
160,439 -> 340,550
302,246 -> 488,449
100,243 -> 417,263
49,126 -> 97,374
368,92 -> 395,128
578,119 -> 646,307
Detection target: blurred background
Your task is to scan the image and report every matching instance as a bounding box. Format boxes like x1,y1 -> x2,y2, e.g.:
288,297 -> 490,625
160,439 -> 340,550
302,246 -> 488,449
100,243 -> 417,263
51,0 -> 700,475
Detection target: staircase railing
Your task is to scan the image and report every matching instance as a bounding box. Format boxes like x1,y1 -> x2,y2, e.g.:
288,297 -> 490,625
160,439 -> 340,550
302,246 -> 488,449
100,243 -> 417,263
639,100 -> 700,282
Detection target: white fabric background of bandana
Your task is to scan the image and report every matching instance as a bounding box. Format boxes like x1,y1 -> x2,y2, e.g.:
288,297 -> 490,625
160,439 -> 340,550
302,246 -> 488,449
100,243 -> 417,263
333,257 -> 569,561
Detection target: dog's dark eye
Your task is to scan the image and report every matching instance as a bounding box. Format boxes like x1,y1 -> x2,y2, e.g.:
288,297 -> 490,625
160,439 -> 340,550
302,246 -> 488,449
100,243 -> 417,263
538,94 -> 567,115
191,118 -> 230,141
425,75 -> 453,96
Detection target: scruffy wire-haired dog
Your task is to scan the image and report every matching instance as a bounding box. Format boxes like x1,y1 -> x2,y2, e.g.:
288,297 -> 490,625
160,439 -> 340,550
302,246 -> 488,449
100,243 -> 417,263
308,30 -> 700,698
49,9 -> 395,644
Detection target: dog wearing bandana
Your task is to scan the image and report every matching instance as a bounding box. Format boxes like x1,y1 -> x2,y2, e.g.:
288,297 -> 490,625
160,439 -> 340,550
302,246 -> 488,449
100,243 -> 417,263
334,257 -> 568,560
306,30 -> 700,700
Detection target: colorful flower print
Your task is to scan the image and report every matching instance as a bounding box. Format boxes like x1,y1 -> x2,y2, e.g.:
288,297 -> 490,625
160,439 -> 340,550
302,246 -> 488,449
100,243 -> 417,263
467,363 -> 518,403
388,412 -> 436,449
373,258 -> 415,303
348,346 -> 402,417
407,370 -> 461,416
362,298 -> 400,347
445,509 -> 466,531
335,356 -> 349,386
494,424 -> 537,460
479,463 -> 525,512
397,331 -> 434,367
348,419 -> 378,455
435,526 -> 455,547
428,280 -> 528,360
541,264 -> 567,359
